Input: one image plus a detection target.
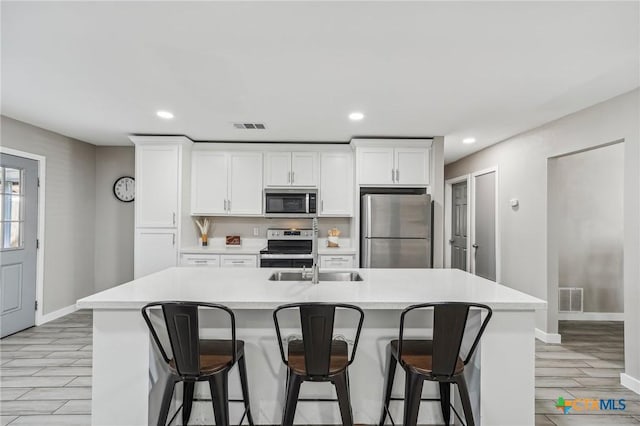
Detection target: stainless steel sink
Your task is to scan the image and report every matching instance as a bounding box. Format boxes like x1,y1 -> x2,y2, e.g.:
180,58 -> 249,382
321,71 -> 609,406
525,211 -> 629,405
268,271 -> 363,282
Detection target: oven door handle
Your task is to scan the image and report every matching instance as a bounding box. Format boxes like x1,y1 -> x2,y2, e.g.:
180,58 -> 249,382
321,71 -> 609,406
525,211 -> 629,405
260,254 -> 313,259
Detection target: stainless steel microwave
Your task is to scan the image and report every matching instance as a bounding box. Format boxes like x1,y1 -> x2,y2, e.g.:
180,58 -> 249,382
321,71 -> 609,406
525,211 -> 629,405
264,189 -> 317,218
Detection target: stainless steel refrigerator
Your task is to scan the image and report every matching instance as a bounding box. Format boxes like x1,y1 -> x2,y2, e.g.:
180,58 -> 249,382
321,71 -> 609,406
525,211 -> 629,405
361,194 -> 432,268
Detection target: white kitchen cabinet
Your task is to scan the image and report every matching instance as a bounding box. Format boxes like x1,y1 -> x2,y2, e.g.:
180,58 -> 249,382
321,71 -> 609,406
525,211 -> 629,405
191,152 -> 227,215
220,254 -> 258,268
136,145 -> 180,227
264,152 -> 318,187
264,152 -> 291,187
191,151 -> 263,216
395,148 -> 430,185
228,153 -> 263,215
180,253 -> 220,267
135,229 -> 177,278
319,152 -> 353,216
358,148 -> 395,185
319,254 -> 355,268
356,143 -> 430,186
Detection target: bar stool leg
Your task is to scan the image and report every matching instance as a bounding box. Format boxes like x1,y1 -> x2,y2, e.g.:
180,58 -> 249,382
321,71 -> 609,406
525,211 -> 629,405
379,347 -> 397,426
182,381 -> 195,425
282,370 -> 302,426
333,371 -> 354,426
403,371 -> 423,426
157,376 -> 176,426
439,382 -> 451,425
454,375 -> 475,426
209,372 -> 230,426
237,354 -> 255,425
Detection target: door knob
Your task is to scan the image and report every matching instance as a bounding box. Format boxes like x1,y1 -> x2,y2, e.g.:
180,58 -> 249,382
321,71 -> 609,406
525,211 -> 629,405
472,243 -> 479,249
449,239 -> 454,244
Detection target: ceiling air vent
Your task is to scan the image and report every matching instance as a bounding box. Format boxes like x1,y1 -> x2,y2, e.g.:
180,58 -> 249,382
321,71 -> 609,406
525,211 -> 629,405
233,123 -> 266,130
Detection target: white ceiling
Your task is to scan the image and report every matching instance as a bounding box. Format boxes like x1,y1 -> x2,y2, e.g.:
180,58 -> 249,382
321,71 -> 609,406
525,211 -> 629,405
2,1 -> 638,163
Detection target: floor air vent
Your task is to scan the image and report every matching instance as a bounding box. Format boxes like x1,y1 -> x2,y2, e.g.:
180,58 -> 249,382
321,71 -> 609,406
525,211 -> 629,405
558,287 -> 583,312
233,123 -> 266,129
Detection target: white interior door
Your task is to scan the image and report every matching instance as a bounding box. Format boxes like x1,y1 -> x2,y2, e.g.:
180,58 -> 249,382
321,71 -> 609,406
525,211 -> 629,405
473,171 -> 497,281
1,154 -> 38,337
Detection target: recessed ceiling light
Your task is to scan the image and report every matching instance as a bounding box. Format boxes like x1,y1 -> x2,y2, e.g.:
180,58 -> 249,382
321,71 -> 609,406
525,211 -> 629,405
156,110 -> 174,120
349,112 -> 364,121
463,137 -> 476,144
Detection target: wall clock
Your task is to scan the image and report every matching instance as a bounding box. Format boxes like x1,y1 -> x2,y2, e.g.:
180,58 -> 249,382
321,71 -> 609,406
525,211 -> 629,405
113,176 -> 135,202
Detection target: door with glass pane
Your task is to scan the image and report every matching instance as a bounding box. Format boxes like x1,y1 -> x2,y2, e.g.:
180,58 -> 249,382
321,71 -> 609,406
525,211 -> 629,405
1,154 -> 38,337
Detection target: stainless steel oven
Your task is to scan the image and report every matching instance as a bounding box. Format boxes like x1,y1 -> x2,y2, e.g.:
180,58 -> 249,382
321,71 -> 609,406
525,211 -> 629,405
264,189 -> 317,218
259,228 -> 314,268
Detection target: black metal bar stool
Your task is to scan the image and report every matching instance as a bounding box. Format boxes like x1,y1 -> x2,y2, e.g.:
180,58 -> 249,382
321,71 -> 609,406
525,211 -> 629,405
142,301 -> 254,426
378,302 -> 492,426
273,302 -> 365,426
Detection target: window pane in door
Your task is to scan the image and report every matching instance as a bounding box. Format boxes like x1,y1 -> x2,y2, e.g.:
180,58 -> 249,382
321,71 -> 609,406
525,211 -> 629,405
4,222 -> 21,248
3,168 -> 22,194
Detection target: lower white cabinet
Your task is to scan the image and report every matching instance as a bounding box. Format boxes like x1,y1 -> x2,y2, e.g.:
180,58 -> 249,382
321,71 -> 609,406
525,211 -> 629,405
135,229 -> 177,278
220,255 -> 258,268
319,254 -> 355,268
180,254 -> 220,266
180,253 -> 258,268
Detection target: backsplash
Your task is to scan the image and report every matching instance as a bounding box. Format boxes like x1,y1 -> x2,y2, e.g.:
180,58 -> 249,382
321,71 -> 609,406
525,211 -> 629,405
183,216 -> 351,246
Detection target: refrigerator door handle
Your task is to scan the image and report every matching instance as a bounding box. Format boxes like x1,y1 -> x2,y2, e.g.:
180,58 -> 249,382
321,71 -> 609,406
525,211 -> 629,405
362,238 -> 372,268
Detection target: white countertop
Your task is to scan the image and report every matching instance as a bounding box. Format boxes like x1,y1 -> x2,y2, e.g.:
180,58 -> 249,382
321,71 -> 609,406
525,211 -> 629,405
77,267 -> 545,311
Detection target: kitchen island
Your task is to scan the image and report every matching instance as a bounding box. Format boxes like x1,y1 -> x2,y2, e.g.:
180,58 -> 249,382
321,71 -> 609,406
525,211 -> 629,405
77,267 -> 545,426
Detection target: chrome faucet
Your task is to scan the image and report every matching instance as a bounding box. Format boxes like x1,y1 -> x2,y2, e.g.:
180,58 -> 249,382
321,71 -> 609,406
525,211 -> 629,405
302,216 -> 320,284
311,216 -> 319,284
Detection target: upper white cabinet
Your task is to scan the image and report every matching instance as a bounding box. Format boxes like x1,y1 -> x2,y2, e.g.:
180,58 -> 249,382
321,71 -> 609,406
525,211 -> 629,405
136,145 -> 180,227
319,152 -> 353,216
264,152 -> 318,187
358,148 -> 395,185
191,151 -> 263,216
355,140 -> 431,186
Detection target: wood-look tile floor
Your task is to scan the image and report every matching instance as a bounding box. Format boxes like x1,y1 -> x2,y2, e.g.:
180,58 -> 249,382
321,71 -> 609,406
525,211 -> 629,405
536,321 -> 640,426
1,310 -> 92,426
1,313 -> 639,425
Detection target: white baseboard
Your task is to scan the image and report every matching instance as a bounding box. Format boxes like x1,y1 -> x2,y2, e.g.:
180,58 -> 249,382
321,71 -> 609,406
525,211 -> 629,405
535,328 -> 562,344
37,304 -> 77,325
621,373 -> 640,395
558,312 -> 624,321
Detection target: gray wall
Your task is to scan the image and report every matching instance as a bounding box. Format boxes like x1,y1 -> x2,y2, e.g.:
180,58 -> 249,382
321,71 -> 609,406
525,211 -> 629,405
94,146 -> 135,292
1,116 -> 96,315
553,143 -> 624,313
444,89 -> 640,384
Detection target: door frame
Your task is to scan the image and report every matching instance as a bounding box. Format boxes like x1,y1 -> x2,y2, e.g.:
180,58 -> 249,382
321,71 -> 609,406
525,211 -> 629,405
0,147 -> 46,326
469,166 -> 501,282
444,174 -> 471,269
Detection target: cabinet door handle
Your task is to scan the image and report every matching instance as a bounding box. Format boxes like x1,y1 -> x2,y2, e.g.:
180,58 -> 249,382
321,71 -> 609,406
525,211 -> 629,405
287,172 -> 291,184
194,260 -> 208,264
291,171 -> 295,183
227,199 -> 231,211
395,169 -> 400,182
172,212 -> 176,225
329,257 -> 344,260
391,169 -> 395,183
172,234 -> 176,246
230,260 -> 245,264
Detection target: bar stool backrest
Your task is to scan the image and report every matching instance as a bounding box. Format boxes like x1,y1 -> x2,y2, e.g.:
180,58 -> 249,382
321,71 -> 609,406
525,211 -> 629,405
399,302 -> 492,377
273,303 -> 365,377
141,301 -> 236,378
